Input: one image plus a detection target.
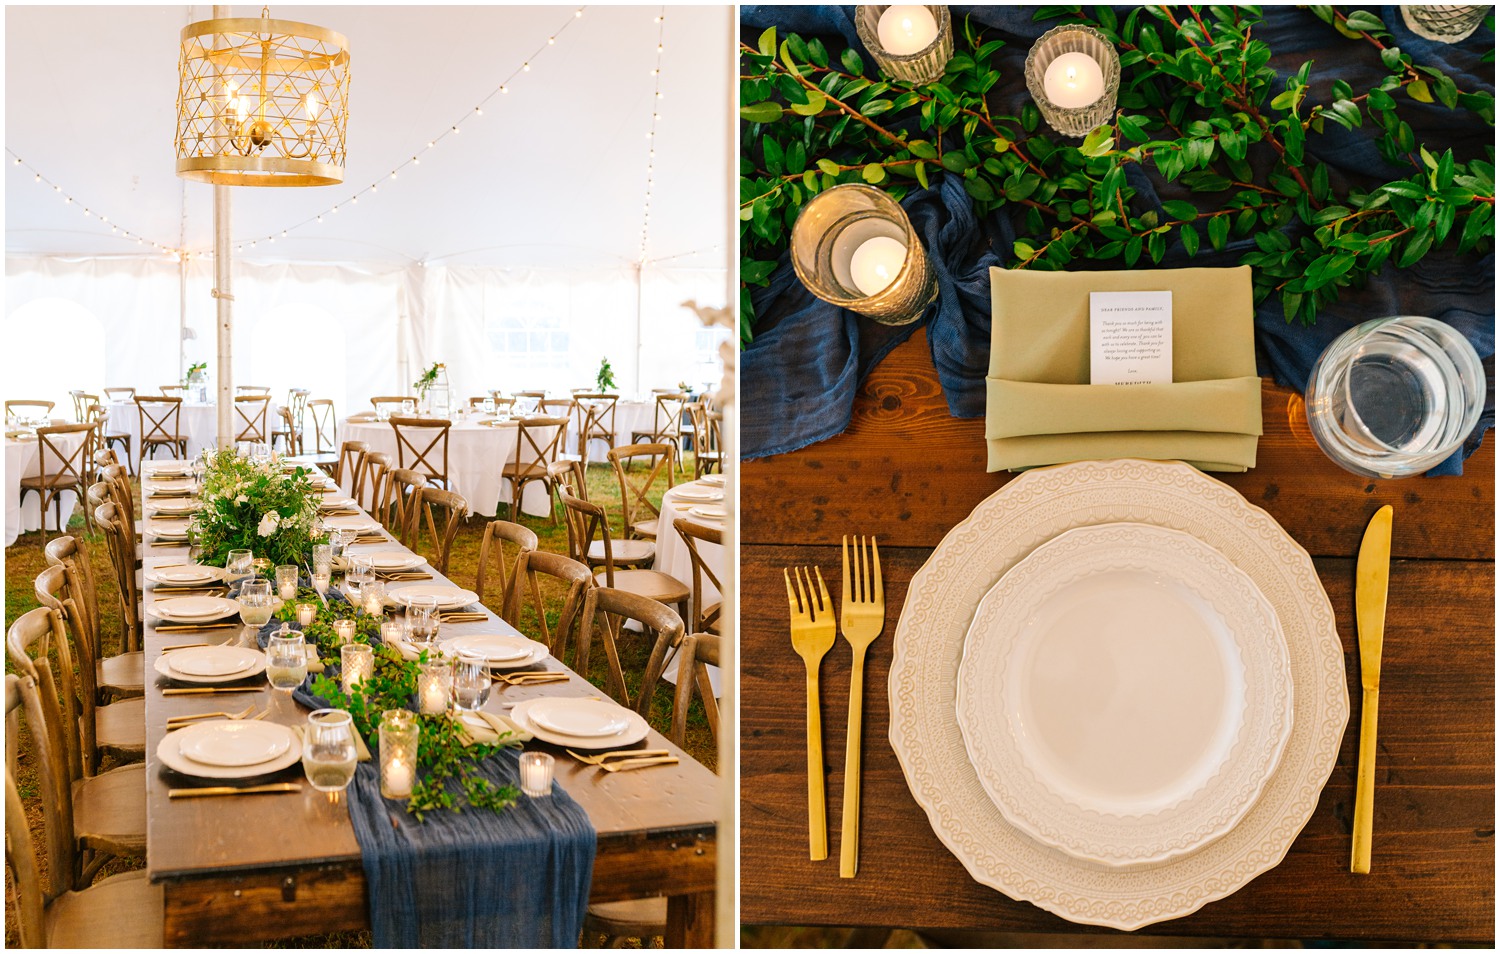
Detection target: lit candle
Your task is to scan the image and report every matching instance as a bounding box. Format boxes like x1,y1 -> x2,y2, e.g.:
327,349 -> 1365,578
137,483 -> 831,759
381,619 -> 407,646
362,581 -> 386,617
849,235 -> 908,296
384,758 -> 413,798
519,752 -> 554,797
1043,51 -> 1105,109
296,602 -> 317,627
418,663 -> 451,715
332,619 -> 356,646
341,643 -> 374,695
877,5 -> 938,55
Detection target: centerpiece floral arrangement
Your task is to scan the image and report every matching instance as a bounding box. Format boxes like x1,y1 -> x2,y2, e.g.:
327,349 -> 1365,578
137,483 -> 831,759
184,361 -> 209,385
596,356 -> 617,391
413,361 -> 446,399
187,448 -> 321,567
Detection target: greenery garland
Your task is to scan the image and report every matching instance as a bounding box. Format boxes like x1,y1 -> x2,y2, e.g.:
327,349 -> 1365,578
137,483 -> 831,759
738,5 -> 1496,344
277,592 -> 522,822
187,450 -> 321,568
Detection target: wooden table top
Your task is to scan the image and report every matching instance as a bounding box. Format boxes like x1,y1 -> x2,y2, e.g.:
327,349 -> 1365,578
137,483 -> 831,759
137,463 -> 718,943
739,330 -> 1495,943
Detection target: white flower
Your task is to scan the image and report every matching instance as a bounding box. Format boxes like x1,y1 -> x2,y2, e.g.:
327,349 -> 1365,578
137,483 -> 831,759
235,493 -> 249,504
257,511 -> 280,537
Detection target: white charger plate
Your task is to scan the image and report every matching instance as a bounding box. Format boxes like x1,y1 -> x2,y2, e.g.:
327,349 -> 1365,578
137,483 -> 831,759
147,596 -> 241,621
157,721 -> 301,779
153,652 -> 267,685
699,473 -> 724,486
508,698 -> 650,750
888,458 -> 1347,931
148,566 -> 225,586
688,504 -> 726,520
322,514 -> 381,532
388,584 -> 479,611
178,720 -> 293,767
167,645 -> 262,677
524,698 -> 630,738
390,634 -> 547,670
671,486 -> 724,502
956,523 -> 1293,868
150,499 -> 201,514
441,633 -> 534,663
362,550 -> 427,572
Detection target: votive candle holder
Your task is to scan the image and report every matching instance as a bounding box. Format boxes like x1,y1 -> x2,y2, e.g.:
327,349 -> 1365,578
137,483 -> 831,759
789,183 -> 938,326
379,709 -> 418,799
295,602 -> 317,627
519,752 -> 554,797
362,580 -> 387,617
853,5 -> 953,86
1024,25 -> 1121,138
275,564 -> 300,601
1401,5 -> 1488,42
417,659 -> 452,714
380,618 -> 407,646
341,643 -> 374,695
332,619 -> 356,646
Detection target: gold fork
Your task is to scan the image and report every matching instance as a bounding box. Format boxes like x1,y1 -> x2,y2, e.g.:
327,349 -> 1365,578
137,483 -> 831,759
839,535 -> 883,879
566,747 -> 671,765
787,565 -> 835,861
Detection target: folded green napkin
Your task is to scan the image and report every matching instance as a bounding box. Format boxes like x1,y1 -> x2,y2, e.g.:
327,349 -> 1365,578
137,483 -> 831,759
457,710 -> 533,746
986,265 -> 1263,472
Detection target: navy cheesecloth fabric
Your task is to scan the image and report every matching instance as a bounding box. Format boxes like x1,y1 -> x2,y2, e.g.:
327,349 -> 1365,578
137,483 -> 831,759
741,5 -> 1494,474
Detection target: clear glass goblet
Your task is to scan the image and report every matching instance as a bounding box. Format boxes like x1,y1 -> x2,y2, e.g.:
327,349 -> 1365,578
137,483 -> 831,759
451,650 -> 492,712
302,709 -> 358,793
266,629 -> 308,691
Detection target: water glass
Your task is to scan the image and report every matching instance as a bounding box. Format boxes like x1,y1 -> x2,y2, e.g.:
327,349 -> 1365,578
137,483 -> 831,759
1305,315 -> 1485,479
226,548 -> 253,585
376,404 -> 391,422
302,709 -> 358,793
266,629 -> 308,691
401,399 -> 416,415
451,650 -> 492,712
237,579 -> 275,628
482,397 -> 495,416
275,564 -> 300,601
407,595 -> 440,648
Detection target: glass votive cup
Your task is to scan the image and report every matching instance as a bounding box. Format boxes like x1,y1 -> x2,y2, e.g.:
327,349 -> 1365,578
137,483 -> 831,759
519,752 -> 554,797
789,183 -> 938,326
380,618 -> 408,646
250,557 -> 272,580
1024,24 -> 1121,138
332,618 -> 357,646
302,708 -> 357,794
275,564 -> 300,601
362,580 -> 387,617
417,658 -> 452,714
1305,315 -> 1485,479
312,543 -> 333,573
379,709 -> 418,799
853,5 -> 953,85
295,602 -> 318,627
1401,5 -> 1489,42
341,642 -> 375,695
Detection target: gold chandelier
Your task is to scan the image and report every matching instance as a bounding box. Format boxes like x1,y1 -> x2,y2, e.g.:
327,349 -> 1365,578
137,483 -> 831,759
175,7 -> 349,187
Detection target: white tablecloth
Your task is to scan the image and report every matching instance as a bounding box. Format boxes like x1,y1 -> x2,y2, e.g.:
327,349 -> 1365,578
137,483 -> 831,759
107,400 -> 281,468
654,480 -> 726,693
5,432 -> 88,547
343,418 -> 558,518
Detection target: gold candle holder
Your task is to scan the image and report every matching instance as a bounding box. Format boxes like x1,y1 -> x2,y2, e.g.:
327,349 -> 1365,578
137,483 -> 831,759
853,5 -> 953,85
379,709 -> 418,799
790,184 -> 938,326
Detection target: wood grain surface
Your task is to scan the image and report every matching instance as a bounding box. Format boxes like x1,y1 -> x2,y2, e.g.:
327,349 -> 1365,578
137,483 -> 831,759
739,331 -> 1495,942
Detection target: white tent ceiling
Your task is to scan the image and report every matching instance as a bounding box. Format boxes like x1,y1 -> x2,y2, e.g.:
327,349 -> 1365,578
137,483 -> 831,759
5,4 -> 731,270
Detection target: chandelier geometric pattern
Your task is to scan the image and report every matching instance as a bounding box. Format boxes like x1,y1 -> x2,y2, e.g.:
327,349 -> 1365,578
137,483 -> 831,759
175,8 -> 350,187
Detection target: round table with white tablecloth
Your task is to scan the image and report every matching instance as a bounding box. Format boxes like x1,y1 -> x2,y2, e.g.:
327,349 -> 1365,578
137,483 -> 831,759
4,431 -> 89,547
343,417 -> 559,518
563,399 -> 658,460
653,477 -> 727,693
107,400 -> 281,469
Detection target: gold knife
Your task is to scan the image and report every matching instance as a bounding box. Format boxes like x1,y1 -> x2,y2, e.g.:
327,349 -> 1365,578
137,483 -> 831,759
1351,504 -> 1393,874
169,783 -> 300,798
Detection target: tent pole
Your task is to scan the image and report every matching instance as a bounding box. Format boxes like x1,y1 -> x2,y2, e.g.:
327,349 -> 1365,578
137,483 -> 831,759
179,253 -> 188,383
212,5 -> 233,451
634,263 -> 644,394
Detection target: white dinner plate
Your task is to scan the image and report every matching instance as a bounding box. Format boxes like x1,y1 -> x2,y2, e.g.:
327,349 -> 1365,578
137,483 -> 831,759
153,651 -> 267,685
362,550 -> 427,572
508,699 -> 650,750
956,523 -> 1292,868
322,514 -> 380,532
150,499 -> 201,515
166,645 -> 262,677
148,566 -> 225,586
688,504 -> 726,520
318,496 -> 356,509
147,479 -> 196,493
147,464 -> 194,478
699,473 -> 724,486
147,596 -> 241,621
178,720 -> 293,767
671,486 -> 724,502
157,721 -> 301,779
888,459 -> 1347,931
526,698 -> 630,737
441,633 -> 533,663
389,634 -> 547,670
388,584 -> 479,611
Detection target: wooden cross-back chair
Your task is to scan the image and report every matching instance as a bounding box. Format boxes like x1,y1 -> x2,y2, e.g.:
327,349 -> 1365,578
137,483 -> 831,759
45,532 -> 138,670
34,563 -> 146,771
338,440 -> 369,494
6,398 -> 54,423
569,393 -> 618,466
672,632 -> 721,748
673,517 -> 723,636
92,498 -> 143,655
87,402 -> 133,476
369,395 -> 412,415
235,385 -> 271,395
501,415 -> 568,524
631,391 -> 690,474
486,391 -> 518,413
511,550 -> 591,661
538,397 -> 575,424
575,585 -> 685,716
68,391 -> 99,422
608,443 -> 677,541
135,395 -> 187,462
159,384 -> 187,397
18,422 -> 95,548
474,519 -> 538,608
560,490 -> 687,639
405,486 -> 469,576
97,462 -> 137,535
306,398 -> 338,453
5,674 -> 161,947
511,390 -> 546,414
687,402 -> 723,479
276,407 -> 302,455
6,608 -> 149,893
233,394 -> 271,443
387,468 -> 427,547
361,451 -> 395,525
101,387 -> 136,402
389,415 -> 452,488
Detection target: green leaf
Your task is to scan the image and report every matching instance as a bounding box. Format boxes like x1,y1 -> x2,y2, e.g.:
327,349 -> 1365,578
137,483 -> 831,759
1013,240 -> 1037,260
1408,80 -> 1435,104
757,26 -> 777,57
1079,126 -> 1115,158
1343,10 -> 1386,32
1435,74 -> 1459,109
1459,203 -> 1493,252
1181,223 -> 1200,257
1123,236 -> 1143,266
1004,174 -> 1040,202
761,137 -> 784,175
1368,87 -> 1396,111
741,259 -> 778,285
815,158 -> 842,176
1117,114 -> 1150,142
1380,46 -> 1403,71
840,47 -> 864,76
965,177 -> 996,202
1208,213 -> 1230,250
940,152 -> 970,173
1161,199 -> 1198,221
789,92 -> 825,117
914,160 -> 929,190
1397,228 -> 1434,267
1381,181 -> 1426,199
1420,146 -> 1438,171
739,102 -> 784,124
862,162 -> 886,184
908,140 -> 939,160
861,98 -> 894,117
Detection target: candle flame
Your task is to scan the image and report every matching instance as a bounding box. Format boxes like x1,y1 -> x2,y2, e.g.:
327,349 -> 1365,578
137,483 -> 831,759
900,15 -> 914,34
1066,65 -> 1077,82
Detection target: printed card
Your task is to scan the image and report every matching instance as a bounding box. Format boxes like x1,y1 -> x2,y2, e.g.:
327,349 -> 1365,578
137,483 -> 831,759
1089,291 -> 1173,386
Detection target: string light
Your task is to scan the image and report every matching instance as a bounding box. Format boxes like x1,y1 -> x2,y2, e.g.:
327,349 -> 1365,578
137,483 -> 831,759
639,7 -> 665,263
222,6 -> 588,250
7,148 -> 184,251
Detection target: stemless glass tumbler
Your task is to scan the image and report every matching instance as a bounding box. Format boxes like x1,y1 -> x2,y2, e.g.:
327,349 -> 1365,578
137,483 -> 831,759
1305,315 -> 1485,478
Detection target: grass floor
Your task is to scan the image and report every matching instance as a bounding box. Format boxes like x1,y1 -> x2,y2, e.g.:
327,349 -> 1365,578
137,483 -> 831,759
4,456 -> 716,948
